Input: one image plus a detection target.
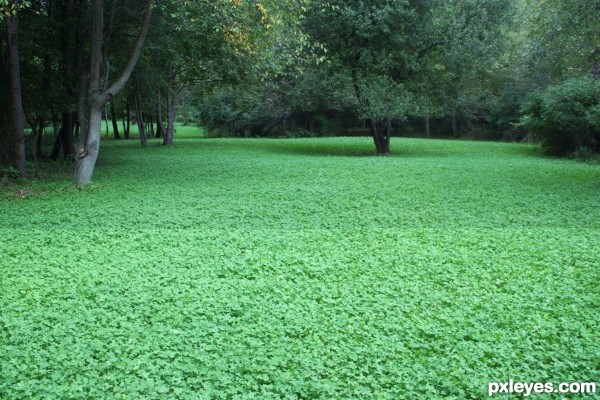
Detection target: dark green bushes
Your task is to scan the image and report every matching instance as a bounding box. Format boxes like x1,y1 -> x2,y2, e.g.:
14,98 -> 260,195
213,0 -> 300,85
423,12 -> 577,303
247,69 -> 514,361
519,77 -> 600,156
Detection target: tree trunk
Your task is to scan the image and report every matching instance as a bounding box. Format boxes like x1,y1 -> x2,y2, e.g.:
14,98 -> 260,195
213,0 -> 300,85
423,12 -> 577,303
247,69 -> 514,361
6,1 -> 27,177
369,119 -> 391,155
384,118 -> 391,153
74,0 -> 152,185
34,117 -> 44,162
156,88 -> 165,138
103,105 -> 110,137
148,114 -> 155,138
123,101 -> 131,139
110,100 -> 121,139
135,89 -> 147,146
50,112 -> 75,160
451,112 -> 458,137
424,115 -> 431,138
164,64 -> 176,145
74,103 -> 103,186
121,107 -> 127,137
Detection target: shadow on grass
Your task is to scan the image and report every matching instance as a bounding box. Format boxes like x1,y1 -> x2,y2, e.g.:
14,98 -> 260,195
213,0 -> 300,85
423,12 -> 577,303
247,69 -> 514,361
117,135 -> 545,161
220,137 -> 544,159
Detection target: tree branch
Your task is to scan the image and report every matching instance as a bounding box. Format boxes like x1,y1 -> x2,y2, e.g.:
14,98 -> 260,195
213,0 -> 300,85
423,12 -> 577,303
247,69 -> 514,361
104,0 -> 153,101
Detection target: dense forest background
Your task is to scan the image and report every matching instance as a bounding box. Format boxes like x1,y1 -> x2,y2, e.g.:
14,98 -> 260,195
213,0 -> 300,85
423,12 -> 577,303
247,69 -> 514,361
1,0 -> 600,184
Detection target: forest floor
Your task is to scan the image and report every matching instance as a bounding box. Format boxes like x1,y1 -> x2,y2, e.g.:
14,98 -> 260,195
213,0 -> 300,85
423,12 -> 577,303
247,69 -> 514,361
2,133 -> 600,399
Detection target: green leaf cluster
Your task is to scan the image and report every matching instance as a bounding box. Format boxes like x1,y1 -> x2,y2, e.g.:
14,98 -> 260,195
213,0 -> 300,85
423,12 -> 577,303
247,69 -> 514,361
519,77 -> 600,155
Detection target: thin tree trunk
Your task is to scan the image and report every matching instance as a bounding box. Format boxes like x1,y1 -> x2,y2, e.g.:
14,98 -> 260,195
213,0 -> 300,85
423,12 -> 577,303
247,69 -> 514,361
135,89 -> 147,146
110,100 -> 121,139
51,113 -> 75,160
125,101 -> 131,139
148,114 -> 155,138
121,107 -> 127,136
34,117 -> 44,162
104,105 -> 110,137
451,112 -> 458,137
424,115 -> 431,138
6,1 -> 27,177
156,88 -> 165,138
164,64 -> 176,145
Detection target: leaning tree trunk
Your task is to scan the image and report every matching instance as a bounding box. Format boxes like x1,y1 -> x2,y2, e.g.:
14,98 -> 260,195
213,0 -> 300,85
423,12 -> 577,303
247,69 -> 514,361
74,0 -> 152,186
6,1 -> 27,177
163,64 -> 176,146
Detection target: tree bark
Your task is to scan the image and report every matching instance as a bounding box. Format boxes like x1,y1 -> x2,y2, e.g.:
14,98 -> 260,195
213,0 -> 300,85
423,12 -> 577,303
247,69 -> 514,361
163,64 -> 176,145
451,112 -> 458,137
369,119 -> 391,155
6,1 -> 28,177
156,88 -> 165,138
34,117 -> 44,162
135,88 -> 147,146
50,112 -> 75,160
74,0 -> 152,186
123,101 -> 131,139
148,114 -> 155,138
110,100 -> 121,139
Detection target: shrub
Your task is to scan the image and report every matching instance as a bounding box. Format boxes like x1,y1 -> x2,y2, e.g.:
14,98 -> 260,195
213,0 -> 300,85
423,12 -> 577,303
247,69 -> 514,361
519,77 -> 600,155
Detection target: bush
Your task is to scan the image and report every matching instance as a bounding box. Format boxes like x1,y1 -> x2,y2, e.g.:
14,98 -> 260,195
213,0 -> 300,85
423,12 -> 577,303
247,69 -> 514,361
519,77 -> 600,155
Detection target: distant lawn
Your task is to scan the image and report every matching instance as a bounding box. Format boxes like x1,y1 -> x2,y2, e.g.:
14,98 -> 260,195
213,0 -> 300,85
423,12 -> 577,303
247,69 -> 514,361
1,137 -> 599,399
91,121 -> 207,140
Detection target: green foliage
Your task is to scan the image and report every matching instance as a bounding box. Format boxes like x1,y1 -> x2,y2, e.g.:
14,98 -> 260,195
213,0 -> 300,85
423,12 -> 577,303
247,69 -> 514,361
2,136 -> 600,398
0,166 -> 22,180
519,77 -> 600,155
0,0 -> 31,18
524,0 -> 600,79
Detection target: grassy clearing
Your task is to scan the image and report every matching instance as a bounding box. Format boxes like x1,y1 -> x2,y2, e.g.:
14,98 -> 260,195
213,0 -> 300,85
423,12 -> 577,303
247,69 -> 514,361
1,136 -> 599,399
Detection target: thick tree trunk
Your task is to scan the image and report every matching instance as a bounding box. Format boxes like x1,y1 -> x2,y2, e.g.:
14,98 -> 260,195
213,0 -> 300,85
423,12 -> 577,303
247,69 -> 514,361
6,2 -> 27,177
424,115 -> 431,138
74,102 -> 103,186
156,88 -> 165,138
369,119 -> 391,155
110,100 -> 120,139
164,64 -> 176,145
74,0 -> 152,185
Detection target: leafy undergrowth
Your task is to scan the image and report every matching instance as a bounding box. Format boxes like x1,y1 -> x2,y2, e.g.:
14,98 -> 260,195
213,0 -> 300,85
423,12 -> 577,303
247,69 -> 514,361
1,137 -> 599,399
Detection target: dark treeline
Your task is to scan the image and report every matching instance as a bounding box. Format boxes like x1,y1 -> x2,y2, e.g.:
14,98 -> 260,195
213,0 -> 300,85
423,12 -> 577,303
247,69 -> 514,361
1,0 -> 599,184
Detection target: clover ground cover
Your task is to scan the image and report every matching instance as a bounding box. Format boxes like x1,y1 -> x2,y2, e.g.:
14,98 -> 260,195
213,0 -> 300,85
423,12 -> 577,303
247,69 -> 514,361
1,137 -> 599,399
